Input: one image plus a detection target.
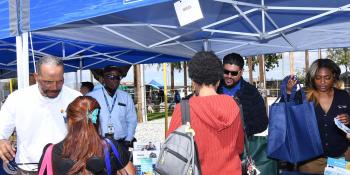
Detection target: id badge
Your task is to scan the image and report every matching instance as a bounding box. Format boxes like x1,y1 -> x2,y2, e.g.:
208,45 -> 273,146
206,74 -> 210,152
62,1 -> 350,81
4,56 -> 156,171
107,124 -> 115,134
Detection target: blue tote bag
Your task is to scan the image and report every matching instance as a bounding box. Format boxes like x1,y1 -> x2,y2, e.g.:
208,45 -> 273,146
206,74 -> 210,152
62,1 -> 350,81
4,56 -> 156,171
267,81 -> 323,163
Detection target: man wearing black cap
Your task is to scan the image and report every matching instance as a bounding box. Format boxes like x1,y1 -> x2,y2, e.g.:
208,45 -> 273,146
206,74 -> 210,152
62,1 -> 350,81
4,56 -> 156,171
87,66 -> 137,148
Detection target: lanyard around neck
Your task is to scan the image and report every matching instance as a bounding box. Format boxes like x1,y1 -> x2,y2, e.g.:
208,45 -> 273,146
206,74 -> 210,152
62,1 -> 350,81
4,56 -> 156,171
102,88 -> 118,118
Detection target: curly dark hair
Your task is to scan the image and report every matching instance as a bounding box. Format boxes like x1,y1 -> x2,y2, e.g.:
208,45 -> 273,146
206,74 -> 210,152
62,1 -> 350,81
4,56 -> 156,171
188,51 -> 223,86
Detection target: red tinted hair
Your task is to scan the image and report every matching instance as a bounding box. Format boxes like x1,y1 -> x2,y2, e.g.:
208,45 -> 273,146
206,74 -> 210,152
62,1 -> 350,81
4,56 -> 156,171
62,96 -> 103,175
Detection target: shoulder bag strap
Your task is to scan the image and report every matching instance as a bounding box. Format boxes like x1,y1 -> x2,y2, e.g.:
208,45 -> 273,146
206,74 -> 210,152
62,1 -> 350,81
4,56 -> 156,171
232,97 -> 251,156
38,144 -> 54,175
103,138 -> 124,175
103,140 -> 112,175
180,100 -> 190,125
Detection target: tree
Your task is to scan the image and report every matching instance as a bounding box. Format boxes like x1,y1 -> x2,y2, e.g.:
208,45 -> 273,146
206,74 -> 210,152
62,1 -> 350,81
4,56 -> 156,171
252,53 -> 282,72
327,48 -> 350,72
170,62 -> 183,93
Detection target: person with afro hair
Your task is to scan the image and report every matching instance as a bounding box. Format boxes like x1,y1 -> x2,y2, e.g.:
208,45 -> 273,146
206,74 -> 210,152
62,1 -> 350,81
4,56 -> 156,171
167,51 -> 244,175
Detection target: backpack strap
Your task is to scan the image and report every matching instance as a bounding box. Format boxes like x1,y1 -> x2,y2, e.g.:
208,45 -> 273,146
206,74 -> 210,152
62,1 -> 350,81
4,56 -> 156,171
180,100 -> 190,125
38,144 -> 54,175
232,97 -> 251,155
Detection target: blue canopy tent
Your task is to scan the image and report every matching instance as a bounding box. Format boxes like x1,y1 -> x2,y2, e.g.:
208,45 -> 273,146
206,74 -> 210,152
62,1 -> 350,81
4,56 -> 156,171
0,0 -> 175,88
147,79 -> 163,89
0,34 -> 189,74
35,0 -> 350,58
2,0 -> 350,125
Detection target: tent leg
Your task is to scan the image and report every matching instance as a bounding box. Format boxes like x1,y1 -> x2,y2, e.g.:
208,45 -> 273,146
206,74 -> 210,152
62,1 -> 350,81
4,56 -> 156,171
16,32 -> 29,89
140,64 -> 147,123
163,63 -> 168,137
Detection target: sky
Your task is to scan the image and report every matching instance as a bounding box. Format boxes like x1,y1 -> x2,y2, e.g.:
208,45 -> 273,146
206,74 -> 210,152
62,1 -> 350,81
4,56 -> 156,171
63,50 -> 347,89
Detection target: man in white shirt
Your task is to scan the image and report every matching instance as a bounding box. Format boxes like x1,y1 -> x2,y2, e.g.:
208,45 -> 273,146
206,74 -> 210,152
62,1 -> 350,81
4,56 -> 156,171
0,55 -> 81,174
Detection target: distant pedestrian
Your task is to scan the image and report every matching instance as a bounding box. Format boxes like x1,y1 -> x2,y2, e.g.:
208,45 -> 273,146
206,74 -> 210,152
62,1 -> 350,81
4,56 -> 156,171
174,90 -> 181,103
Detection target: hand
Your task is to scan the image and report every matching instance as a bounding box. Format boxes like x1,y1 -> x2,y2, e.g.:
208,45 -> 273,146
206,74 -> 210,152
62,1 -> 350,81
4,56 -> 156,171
286,76 -> 297,94
336,114 -> 350,125
0,139 -> 16,163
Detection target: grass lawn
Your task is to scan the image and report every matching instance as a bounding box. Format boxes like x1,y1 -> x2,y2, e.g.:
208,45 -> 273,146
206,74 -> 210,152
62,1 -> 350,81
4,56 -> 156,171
147,110 -> 173,121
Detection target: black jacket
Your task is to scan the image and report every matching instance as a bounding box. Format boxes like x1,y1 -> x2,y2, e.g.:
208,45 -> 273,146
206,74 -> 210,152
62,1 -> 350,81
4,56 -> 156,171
218,79 -> 268,136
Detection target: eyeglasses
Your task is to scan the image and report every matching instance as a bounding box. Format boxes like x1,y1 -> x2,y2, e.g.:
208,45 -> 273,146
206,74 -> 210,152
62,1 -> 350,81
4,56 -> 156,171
224,69 -> 240,76
105,74 -> 122,81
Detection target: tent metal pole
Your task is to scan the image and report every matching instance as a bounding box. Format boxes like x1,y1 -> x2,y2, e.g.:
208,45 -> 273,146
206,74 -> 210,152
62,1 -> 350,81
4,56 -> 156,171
202,29 -> 259,37
16,32 -> 29,89
62,42 -> 66,58
267,6 -> 350,12
216,43 -> 248,55
148,26 -> 197,52
134,54 -> 162,64
102,26 -> 148,48
202,8 -> 258,29
67,43 -> 132,64
140,64 -> 147,123
233,4 -> 262,36
65,46 -> 94,58
79,58 -> 83,84
64,51 -> 124,60
75,72 -> 78,90
261,0 -> 265,34
149,35 -> 182,48
163,63 -> 168,137
37,42 -> 60,52
210,38 -> 293,49
216,0 -> 262,8
268,4 -> 350,36
82,51 -> 133,68
203,39 -> 210,51
102,23 -> 178,29
264,12 -> 296,48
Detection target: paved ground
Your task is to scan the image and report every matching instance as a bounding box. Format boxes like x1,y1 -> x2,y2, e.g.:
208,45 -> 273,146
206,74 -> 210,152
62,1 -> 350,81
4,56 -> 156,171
134,117 -> 171,143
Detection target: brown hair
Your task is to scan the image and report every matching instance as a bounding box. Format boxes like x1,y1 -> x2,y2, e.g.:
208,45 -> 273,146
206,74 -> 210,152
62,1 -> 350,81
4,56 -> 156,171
62,96 -> 103,175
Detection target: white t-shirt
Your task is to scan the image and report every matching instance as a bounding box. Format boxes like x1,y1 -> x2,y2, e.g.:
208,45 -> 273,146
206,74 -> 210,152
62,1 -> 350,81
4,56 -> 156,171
0,84 -> 81,171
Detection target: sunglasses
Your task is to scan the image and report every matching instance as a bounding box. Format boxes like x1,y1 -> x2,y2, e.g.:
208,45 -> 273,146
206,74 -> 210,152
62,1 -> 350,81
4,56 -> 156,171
105,74 -> 122,80
224,69 -> 240,76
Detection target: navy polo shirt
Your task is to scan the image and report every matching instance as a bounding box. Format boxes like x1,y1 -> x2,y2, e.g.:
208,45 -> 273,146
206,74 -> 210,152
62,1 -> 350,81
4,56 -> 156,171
315,88 -> 350,157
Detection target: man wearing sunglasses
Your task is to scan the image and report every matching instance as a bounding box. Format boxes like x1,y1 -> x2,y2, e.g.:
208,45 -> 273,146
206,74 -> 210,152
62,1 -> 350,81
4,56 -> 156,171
218,53 -> 268,136
218,53 -> 273,174
87,65 -> 137,149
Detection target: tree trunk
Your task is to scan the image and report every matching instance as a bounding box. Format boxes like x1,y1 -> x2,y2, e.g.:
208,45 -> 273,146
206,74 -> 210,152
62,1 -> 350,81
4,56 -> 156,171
305,50 -> 310,72
247,57 -> 253,84
183,62 -> 188,96
289,52 -> 295,75
134,65 -> 143,122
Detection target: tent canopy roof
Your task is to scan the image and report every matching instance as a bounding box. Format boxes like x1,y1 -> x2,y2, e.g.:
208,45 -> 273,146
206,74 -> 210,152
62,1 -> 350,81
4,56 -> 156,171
36,0 -> 350,58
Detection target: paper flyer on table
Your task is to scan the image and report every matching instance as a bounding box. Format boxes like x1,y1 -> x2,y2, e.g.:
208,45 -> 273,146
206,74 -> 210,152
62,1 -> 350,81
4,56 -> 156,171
133,142 -> 161,175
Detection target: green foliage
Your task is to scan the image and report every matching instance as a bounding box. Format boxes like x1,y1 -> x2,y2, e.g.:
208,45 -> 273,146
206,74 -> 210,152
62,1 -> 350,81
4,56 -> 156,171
147,110 -> 174,121
327,48 -> 350,72
252,54 -> 282,72
295,69 -> 306,85
153,62 -> 183,72
4,79 -> 18,91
